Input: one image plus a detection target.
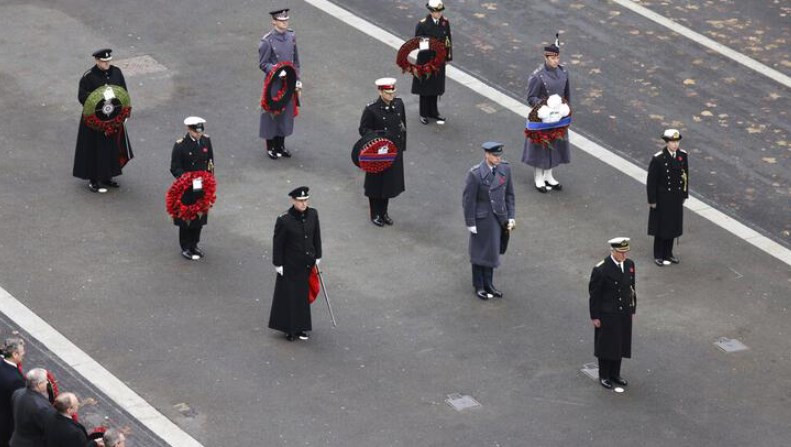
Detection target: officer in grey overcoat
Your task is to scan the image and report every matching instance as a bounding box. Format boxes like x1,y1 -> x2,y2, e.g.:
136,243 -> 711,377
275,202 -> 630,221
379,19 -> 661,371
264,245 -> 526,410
521,37 -> 571,193
647,129 -> 688,266
412,0 -> 452,125
462,142 -> 516,300
259,8 -> 301,160
589,237 -> 636,391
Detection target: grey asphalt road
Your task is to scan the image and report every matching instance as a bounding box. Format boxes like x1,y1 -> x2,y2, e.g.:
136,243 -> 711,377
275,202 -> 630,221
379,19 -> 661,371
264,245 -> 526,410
0,1 -> 790,446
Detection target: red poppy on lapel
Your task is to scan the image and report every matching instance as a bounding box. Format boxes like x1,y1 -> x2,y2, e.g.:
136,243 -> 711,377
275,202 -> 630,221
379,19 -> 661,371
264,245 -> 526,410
629,267 -> 634,273
203,148 -> 208,153
499,176 -> 505,185
677,156 -> 682,161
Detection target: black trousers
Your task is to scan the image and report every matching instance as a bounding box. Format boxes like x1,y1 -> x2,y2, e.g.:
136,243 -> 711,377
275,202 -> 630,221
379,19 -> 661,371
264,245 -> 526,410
419,95 -> 439,118
471,264 -> 494,290
266,136 -> 286,152
368,197 -> 390,219
598,358 -> 622,380
179,226 -> 202,251
653,237 -> 674,260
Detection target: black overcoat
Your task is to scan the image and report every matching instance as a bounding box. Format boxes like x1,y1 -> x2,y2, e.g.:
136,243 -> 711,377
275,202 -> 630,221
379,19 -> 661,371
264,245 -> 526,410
43,413 -> 97,447
589,257 -> 636,360
10,388 -> 55,447
0,362 -> 24,447
647,148 -> 688,239
170,134 -> 215,228
411,15 -> 452,96
358,97 -> 406,199
73,65 -> 133,180
269,206 -> 322,334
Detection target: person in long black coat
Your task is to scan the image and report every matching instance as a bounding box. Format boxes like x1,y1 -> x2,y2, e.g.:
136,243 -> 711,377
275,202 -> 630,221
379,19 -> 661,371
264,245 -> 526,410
589,238 -> 636,391
269,186 -> 322,342
359,78 -> 407,227
170,116 -> 215,261
647,129 -> 688,266
10,369 -> 55,447
0,339 -> 25,447
73,49 -> 133,193
44,393 -> 98,447
462,142 -> 516,300
411,0 -> 452,125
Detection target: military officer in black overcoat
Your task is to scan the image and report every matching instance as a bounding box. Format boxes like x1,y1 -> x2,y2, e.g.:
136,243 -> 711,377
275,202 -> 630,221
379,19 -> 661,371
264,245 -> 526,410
647,129 -> 688,266
73,49 -> 134,193
589,237 -> 636,391
412,0 -> 452,125
170,116 -> 215,261
359,78 -> 407,227
269,186 -> 322,342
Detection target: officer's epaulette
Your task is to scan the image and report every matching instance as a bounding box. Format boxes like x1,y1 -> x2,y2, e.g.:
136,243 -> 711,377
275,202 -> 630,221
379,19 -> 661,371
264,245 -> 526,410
654,151 -> 663,157
595,260 -> 605,267
531,64 -> 543,75
82,69 -> 92,78
176,138 -> 184,144
469,164 -> 479,172
420,17 -> 427,23
678,148 -> 687,154
203,134 -> 210,138
558,64 -> 566,72
499,160 -> 510,165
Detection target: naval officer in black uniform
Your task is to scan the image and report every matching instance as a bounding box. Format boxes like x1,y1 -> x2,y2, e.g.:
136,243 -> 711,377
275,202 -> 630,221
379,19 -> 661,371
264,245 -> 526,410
647,129 -> 689,266
170,116 -> 215,260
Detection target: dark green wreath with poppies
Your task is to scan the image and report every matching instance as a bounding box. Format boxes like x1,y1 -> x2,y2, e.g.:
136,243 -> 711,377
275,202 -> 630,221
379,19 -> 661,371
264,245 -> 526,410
82,85 -> 132,135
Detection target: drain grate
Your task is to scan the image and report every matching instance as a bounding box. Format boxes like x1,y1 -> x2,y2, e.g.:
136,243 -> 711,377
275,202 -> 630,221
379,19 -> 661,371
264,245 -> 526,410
445,393 -> 481,411
714,337 -> 749,353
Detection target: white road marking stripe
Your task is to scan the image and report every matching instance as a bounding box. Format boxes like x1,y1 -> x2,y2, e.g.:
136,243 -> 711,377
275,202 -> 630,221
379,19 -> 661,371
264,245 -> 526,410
304,0 -> 791,268
610,0 -> 791,90
0,289 -> 204,447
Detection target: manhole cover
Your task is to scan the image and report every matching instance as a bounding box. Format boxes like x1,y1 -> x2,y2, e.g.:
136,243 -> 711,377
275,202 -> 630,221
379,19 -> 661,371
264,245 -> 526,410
445,393 -> 481,411
114,55 -> 168,76
714,337 -> 749,353
580,362 -> 599,380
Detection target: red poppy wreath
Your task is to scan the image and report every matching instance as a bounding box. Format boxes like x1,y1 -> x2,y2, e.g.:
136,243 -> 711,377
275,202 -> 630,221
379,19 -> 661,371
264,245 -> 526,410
166,171 -> 217,222
396,37 -> 447,78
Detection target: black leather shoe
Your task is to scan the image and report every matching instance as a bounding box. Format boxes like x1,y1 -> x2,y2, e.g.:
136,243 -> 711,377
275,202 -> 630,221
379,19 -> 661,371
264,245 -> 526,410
102,180 -> 120,188
545,181 -> 562,191
419,116 -> 429,125
267,149 -> 278,160
535,185 -> 548,193
382,214 -> 394,225
486,287 -> 503,298
297,331 -> 309,340
654,259 -> 666,266
286,333 -> 296,342
181,250 -> 197,260
612,376 -> 628,386
279,148 -> 292,158
435,116 -> 446,125
600,379 -> 614,389
667,255 -> 680,264
87,182 -> 107,193
476,289 -> 492,300
192,247 -> 204,258
371,216 -> 385,227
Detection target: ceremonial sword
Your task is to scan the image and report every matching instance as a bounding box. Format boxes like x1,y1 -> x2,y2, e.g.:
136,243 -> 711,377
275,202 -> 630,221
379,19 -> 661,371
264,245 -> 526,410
316,267 -> 337,327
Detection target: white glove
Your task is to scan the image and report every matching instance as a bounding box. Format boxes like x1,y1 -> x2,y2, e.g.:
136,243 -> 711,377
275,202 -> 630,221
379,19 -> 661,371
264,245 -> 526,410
507,219 -> 516,230
295,80 -> 303,89
278,70 -> 287,78
275,266 -> 283,276
467,226 -> 477,234
315,258 -> 321,265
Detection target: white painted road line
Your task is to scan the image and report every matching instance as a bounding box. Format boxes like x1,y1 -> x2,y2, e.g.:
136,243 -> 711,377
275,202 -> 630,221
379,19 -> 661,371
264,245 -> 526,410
0,288 -> 204,447
304,0 -> 791,268
610,0 -> 791,90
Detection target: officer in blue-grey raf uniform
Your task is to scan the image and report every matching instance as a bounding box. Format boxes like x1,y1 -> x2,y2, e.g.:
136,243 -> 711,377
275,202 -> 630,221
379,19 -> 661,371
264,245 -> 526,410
462,142 -> 516,300
589,237 -> 636,391
521,35 -> 571,193
259,8 -> 301,160
647,129 -> 688,266
412,0 -> 452,125
171,116 -> 215,261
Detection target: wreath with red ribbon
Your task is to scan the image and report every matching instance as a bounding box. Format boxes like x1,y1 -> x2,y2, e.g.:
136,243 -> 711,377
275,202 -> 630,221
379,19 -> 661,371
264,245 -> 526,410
524,98 -> 572,147
396,37 -> 448,78
166,171 -> 217,223
352,136 -> 399,173
260,61 -> 298,116
82,85 -> 132,135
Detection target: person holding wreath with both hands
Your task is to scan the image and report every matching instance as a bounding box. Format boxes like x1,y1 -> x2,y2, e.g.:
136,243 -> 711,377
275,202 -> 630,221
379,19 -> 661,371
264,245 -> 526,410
412,0 -> 452,125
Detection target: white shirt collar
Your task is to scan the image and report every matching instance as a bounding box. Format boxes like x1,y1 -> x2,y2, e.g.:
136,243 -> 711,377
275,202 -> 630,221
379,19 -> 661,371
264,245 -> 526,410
3,358 -> 18,368
610,255 -> 623,271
